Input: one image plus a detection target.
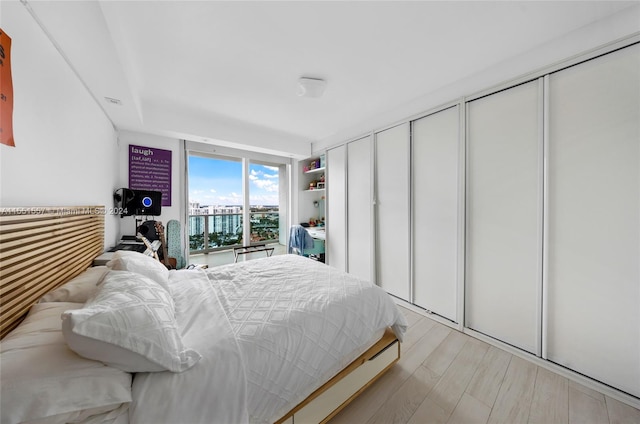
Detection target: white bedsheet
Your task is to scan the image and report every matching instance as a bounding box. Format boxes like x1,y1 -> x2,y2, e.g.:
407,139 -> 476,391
131,254 -> 407,424
130,269 -> 248,424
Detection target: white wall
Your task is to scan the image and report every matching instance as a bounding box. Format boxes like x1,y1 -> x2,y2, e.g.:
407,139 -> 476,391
0,1 -> 120,249
116,131 -> 183,242
141,99 -> 311,159
312,4 -> 640,153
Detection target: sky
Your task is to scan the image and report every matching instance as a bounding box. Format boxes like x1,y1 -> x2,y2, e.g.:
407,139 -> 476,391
188,156 -> 279,206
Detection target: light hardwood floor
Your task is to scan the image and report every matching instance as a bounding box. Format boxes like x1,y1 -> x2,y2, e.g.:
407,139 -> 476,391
330,306 -> 640,424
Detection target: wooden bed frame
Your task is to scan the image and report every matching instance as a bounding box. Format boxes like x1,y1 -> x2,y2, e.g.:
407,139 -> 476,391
276,328 -> 400,424
0,205 -> 400,423
0,206 -> 104,339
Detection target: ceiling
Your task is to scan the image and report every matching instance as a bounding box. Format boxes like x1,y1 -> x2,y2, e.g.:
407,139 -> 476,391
23,1 -> 639,158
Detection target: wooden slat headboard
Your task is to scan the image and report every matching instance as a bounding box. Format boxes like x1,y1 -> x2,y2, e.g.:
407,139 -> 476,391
0,206 -> 105,339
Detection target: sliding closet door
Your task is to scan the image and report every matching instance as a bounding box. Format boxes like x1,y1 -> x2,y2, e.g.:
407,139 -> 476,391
347,136 -> 373,282
466,80 -> 541,354
327,145 -> 347,271
375,123 -> 410,300
412,106 -> 459,321
546,44 -> 640,397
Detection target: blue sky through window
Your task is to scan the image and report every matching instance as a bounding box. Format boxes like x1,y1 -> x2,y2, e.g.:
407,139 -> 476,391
188,156 -> 279,206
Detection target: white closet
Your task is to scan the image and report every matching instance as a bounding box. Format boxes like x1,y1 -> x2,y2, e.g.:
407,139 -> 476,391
375,123 -> 411,301
412,106 -> 460,322
465,80 -> 542,354
322,38 -> 639,402
326,145 -> 347,272
347,136 -> 374,282
546,43 -> 640,397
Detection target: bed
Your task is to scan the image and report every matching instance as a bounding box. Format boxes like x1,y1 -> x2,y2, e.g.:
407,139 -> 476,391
0,206 -> 407,424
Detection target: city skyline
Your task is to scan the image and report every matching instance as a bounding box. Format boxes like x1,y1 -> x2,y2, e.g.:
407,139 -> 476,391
188,156 -> 280,207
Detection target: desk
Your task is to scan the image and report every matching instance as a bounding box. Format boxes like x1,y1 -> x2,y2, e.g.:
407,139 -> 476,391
306,228 -> 325,240
304,228 -> 325,262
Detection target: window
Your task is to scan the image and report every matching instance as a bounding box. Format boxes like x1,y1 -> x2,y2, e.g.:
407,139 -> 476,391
248,162 -> 281,244
187,150 -> 288,255
188,155 -> 243,252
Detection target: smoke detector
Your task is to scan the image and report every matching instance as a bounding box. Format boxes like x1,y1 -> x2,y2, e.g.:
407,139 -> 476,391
297,77 -> 326,98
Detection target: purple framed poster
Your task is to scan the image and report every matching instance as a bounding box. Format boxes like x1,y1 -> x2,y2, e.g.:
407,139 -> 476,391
129,144 -> 171,206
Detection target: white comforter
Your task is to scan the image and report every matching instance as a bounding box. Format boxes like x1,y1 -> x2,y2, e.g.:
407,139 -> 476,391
131,254 -> 407,424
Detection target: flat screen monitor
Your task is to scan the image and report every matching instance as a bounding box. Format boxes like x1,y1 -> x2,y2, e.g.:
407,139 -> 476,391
126,189 -> 162,216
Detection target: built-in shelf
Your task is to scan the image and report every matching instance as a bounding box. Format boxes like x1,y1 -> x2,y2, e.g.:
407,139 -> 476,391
299,154 -> 327,230
304,167 -> 325,174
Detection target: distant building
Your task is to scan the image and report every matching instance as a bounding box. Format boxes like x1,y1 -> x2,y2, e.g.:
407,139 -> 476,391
188,202 -> 280,245
188,203 -> 242,236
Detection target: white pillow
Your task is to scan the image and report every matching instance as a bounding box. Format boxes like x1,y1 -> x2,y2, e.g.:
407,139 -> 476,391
62,270 -> 201,373
40,266 -> 110,303
0,302 -> 131,424
106,250 -> 170,289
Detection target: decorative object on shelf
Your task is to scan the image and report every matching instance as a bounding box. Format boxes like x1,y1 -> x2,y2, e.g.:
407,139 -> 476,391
303,158 -> 324,174
300,154 -> 327,242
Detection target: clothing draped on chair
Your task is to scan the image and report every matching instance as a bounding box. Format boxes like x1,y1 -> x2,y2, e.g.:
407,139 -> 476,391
288,225 -> 315,255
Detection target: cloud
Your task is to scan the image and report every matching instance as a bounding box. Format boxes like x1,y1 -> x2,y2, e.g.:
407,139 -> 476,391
249,166 -> 279,192
190,163 -> 281,206
252,179 -> 278,192
218,193 -> 243,205
250,193 -> 279,204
